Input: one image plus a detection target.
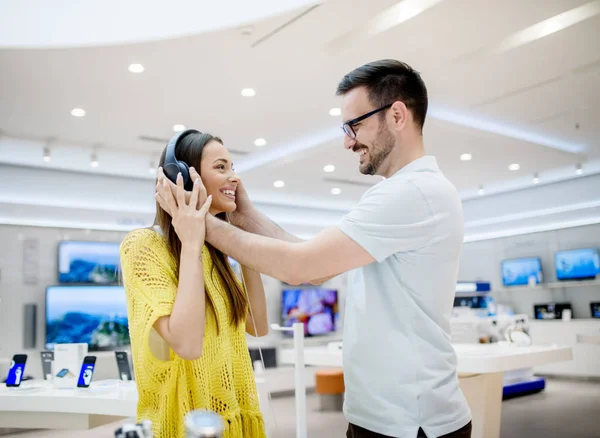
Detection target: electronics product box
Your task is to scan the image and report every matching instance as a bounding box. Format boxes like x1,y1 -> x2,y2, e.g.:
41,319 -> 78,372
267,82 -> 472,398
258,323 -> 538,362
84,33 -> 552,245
52,343 -> 88,389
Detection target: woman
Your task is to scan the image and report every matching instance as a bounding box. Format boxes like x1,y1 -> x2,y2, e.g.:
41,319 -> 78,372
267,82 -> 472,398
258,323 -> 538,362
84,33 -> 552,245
120,131 -> 269,438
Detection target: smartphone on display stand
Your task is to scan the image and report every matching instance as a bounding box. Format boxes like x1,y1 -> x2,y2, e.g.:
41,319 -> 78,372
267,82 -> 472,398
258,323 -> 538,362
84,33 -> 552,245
77,356 -> 97,388
40,351 -> 54,380
115,351 -> 132,381
5,354 -> 27,387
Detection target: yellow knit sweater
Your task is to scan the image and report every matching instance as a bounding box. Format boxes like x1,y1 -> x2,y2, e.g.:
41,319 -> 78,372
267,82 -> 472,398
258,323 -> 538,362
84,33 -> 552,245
120,228 -> 266,438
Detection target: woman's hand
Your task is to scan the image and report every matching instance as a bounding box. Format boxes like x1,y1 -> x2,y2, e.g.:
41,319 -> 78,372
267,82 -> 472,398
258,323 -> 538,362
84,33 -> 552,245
155,167 -> 204,214
156,171 -> 212,247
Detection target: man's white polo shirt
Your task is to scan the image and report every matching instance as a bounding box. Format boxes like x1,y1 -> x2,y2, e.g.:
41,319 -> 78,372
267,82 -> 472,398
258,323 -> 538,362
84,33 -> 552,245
337,155 -> 471,437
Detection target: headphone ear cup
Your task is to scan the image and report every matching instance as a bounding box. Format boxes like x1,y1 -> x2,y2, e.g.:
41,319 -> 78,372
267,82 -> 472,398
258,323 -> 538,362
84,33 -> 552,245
163,162 -> 182,185
178,161 -> 193,191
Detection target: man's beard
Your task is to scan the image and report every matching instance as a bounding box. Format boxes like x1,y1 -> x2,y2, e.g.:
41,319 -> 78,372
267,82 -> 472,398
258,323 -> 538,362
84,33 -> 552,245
357,125 -> 395,175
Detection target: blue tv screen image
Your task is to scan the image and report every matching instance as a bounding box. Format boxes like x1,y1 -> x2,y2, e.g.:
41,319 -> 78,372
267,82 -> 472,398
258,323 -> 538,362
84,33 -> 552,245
281,289 -> 338,336
555,248 -> 600,280
501,257 -> 543,287
591,303 -> 600,319
46,286 -> 130,351
58,241 -> 120,284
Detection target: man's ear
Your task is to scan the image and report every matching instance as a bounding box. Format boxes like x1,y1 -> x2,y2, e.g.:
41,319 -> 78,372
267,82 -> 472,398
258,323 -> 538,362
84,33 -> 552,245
390,100 -> 408,132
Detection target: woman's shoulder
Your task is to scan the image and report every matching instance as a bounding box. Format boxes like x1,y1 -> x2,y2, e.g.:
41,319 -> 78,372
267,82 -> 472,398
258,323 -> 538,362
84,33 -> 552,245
120,227 -> 167,255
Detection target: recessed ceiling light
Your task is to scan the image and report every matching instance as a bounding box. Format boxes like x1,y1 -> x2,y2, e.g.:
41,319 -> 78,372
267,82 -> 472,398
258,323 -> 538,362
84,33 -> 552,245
128,63 -> 145,73
173,124 -> 186,132
254,138 -> 267,147
71,108 -> 86,117
508,163 -> 520,171
575,163 -> 583,175
323,164 -> 336,173
331,187 -> 342,195
460,153 -> 472,161
478,185 -> 485,196
329,108 -> 341,116
533,173 -> 540,184
273,180 -> 285,188
241,88 -> 256,97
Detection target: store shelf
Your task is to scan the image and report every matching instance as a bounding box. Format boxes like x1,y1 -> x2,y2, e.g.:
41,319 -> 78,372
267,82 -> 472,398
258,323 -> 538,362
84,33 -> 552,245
493,278 -> 600,293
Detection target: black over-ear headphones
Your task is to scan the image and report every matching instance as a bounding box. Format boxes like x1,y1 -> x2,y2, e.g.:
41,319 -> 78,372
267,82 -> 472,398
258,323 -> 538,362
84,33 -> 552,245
163,129 -> 201,191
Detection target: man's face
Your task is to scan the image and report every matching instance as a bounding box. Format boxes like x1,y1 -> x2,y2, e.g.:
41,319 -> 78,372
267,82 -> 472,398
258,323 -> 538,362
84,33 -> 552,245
341,87 -> 395,176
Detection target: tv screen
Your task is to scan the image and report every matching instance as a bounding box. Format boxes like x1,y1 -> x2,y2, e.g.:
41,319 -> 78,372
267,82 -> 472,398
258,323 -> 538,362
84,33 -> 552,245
501,257 -> 543,287
453,296 -> 486,309
58,241 -> 120,284
45,286 -> 130,351
534,302 -> 572,320
555,248 -> 600,281
591,302 -> 600,319
281,288 -> 338,336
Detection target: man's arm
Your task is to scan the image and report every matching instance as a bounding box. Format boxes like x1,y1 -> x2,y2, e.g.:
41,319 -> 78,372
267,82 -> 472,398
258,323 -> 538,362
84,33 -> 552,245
227,181 -> 339,283
205,215 -> 375,285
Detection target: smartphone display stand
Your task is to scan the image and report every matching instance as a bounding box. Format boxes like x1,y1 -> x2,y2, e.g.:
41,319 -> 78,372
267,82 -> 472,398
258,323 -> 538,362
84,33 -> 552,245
52,343 -> 88,389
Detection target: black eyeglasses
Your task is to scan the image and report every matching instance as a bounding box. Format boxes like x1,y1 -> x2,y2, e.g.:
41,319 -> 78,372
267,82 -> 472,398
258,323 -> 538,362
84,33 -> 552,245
341,104 -> 392,139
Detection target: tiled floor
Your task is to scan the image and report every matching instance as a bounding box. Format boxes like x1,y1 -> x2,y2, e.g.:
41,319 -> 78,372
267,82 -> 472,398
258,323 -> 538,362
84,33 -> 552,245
4,378 -> 600,437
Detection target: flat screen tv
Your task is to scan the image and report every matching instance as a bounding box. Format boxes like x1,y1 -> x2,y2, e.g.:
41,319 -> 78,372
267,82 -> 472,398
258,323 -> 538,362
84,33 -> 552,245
281,288 -> 338,336
555,248 -> 600,281
501,257 -> 543,287
534,302 -> 572,320
591,302 -> 600,319
58,241 -> 120,284
453,296 -> 486,309
45,285 -> 130,351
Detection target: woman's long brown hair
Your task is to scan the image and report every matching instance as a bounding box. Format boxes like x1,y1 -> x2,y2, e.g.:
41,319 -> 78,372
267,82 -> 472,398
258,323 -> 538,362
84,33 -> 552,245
154,132 -> 247,328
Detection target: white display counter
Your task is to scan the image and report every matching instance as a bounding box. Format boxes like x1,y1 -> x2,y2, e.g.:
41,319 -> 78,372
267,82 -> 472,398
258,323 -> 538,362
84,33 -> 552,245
529,319 -> 600,378
280,343 -> 572,438
0,380 -> 136,430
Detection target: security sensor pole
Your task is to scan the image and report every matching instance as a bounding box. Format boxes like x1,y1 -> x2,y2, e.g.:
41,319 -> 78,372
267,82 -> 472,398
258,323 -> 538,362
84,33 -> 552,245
270,323 -> 306,438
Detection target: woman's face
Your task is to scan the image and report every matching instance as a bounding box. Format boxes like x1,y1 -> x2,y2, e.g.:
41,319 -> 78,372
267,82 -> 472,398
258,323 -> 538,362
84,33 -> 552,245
199,140 -> 239,215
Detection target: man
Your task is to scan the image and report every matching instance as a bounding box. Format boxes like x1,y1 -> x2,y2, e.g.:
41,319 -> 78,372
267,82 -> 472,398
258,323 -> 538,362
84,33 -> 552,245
157,59 -> 471,437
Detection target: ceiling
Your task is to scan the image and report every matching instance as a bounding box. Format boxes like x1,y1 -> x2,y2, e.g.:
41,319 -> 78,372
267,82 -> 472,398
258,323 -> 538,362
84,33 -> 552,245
1,0 -> 599,208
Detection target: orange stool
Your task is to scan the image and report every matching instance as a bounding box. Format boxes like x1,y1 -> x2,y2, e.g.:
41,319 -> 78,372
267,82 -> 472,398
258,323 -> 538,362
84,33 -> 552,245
315,368 -> 345,411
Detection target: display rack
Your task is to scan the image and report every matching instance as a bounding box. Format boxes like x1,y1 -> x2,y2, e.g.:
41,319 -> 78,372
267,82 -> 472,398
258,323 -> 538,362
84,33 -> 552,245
492,278 -> 600,293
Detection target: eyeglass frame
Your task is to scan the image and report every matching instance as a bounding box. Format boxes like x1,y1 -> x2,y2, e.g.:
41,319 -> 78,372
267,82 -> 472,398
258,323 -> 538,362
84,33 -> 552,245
341,103 -> 393,139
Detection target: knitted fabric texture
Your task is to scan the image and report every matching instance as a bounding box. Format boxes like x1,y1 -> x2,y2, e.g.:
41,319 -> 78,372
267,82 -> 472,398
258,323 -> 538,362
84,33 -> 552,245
120,228 -> 266,438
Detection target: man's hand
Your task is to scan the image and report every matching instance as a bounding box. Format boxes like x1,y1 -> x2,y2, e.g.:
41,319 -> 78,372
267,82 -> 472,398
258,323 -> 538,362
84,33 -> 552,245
226,179 -> 253,227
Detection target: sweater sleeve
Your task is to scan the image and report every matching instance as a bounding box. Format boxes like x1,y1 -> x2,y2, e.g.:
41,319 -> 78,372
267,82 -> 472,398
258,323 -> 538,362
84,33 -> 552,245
120,229 -> 180,365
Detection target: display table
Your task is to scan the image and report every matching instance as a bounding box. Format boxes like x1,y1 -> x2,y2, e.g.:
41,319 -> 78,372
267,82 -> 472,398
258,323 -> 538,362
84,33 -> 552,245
529,319 -> 600,378
577,333 -> 600,345
280,343 -> 573,438
0,380 -> 136,430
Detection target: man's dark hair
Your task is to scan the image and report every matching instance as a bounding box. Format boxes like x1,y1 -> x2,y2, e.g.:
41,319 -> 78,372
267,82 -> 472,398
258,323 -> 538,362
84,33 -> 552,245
336,59 -> 428,132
